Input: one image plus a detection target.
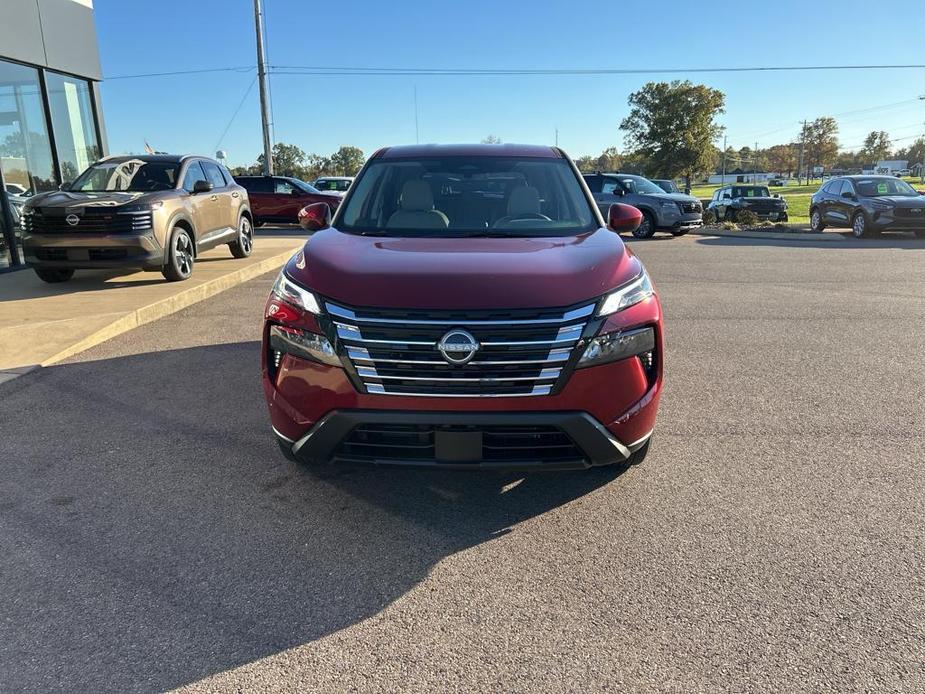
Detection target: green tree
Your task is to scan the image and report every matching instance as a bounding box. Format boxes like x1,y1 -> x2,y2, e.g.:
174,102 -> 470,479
594,146 -> 621,172
765,144 -> 797,177
861,130 -> 892,162
620,80 -> 725,189
804,117 -> 839,176
573,155 -> 597,173
326,146 -> 365,176
481,135 -> 502,144
256,142 -> 307,177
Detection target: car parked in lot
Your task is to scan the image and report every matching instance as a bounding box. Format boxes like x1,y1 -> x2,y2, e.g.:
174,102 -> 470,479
312,176 -> 353,195
263,144 -> 663,470
583,172 -> 702,238
810,175 -> 925,238
21,154 -> 253,282
235,175 -> 341,226
651,179 -> 681,194
706,184 -> 788,223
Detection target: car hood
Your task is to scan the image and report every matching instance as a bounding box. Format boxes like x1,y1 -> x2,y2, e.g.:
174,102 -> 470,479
738,196 -> 784,203
286,227 -> 641,309
25,190 -> 150,210
640,192 -> 699,204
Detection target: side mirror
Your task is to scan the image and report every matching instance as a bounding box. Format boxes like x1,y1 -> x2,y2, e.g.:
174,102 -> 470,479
193,180 -> 214,194
298,202 -> 332,232
607,202 -> 642,234
59,181 -> 72,191
291,188 -> 303,196
841,191 -> 855,199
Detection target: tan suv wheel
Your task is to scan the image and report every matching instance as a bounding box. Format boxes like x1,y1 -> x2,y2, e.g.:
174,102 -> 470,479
229,216 -> 253,259
163,227 -> 194,281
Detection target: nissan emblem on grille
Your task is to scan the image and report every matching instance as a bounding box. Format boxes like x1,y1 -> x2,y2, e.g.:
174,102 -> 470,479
66,214 -> 80,226
437,329 -> 480,365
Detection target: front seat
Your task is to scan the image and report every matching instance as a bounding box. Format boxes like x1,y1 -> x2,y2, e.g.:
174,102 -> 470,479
386,180 -> 449,229
507,186 -> 541,216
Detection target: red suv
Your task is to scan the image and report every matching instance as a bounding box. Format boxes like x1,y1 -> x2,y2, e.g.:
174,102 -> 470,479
262,144 -> 663,470
234,175 -> 341,226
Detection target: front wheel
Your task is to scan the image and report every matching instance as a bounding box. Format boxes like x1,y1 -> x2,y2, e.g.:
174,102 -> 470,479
162,227 -> 194,281
852,212 -> 873,239
229,216 -> 253,259
34,267 -> 74,283
810,209 -> 825,232
724,209 -> 738,223
632,211 -> 657,238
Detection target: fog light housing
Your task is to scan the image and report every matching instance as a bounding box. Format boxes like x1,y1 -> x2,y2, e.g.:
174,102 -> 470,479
268,325 -> 341,367
577,327 -> 655,369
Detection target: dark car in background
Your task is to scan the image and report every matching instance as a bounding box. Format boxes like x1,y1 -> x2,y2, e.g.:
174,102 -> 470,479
235,175 -> 341,226
706,185 -> 788,223
651,179 -> 681,194
583,172 -> 702,238
810,176 -> 925,238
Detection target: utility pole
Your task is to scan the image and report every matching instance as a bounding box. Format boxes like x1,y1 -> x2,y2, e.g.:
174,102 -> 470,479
721,134 -> 727,184
253,0 -> 273,175
798,120 -> 807,186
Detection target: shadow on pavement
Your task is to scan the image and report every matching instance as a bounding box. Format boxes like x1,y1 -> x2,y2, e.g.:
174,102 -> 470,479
0,268 -> 169,301
692,232 -> 925,250
0,341 -> 624,693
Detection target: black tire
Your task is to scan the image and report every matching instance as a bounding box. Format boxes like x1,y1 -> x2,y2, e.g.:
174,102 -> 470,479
632,210 -> 657,238
851,211 -> 872,239
724,209 -> 738,223
670,228 -> 690,237
914,229 -> 925,239
779,213 -> 789,223
162,226 -> 194,281
810,209 -> 825,232
229,216 -> 253,259
33,267 -> 74,283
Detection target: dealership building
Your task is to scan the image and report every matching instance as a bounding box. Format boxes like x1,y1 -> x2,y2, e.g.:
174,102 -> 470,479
0,0 -> 106,269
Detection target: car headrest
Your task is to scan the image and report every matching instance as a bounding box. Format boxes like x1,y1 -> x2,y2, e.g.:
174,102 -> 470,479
507,186 -> 541,215
400,180 -> 434,211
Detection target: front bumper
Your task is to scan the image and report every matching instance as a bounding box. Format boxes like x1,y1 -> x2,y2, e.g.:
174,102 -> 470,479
22,231 -> 165,270
277,409 -> 652,470
870,210 -> 925,231
657,210 -> 702,230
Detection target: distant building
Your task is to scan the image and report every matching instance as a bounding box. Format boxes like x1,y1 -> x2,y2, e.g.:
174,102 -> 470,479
875,160 -> 909,175
0,0 -> 107,269
707,168 -> 775,185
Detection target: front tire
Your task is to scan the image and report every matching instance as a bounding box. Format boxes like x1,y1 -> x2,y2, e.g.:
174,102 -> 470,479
33,267 -> 74,283
229,216 -> 253,259
724,209 -> 738,223
852,212 -> 872,238
810,209 -> 825,232
162,227 -> 194,281
632,210 -> 657,238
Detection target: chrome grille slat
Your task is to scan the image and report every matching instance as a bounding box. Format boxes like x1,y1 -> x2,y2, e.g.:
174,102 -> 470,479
327,300 -> 595,397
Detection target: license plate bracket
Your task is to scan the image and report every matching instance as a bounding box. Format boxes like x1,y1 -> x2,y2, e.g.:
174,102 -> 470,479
435,430 -> 483,462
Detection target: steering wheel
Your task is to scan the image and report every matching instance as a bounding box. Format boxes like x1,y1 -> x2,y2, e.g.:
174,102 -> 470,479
492,212 -> 553,228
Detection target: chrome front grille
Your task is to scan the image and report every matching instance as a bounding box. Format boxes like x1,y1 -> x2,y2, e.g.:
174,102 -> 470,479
326,301 -> 597,397
23,210 -> 153,234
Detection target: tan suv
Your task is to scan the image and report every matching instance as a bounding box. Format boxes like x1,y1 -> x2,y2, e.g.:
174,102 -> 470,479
21,154 -> 253,282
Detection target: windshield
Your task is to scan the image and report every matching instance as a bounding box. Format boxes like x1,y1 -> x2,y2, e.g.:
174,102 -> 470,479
316,178 -> 351,192
286,178 -> 321,194
655,180 -> 679,193
70,159 -> 179,192
337,156 -> 596,237
856,178 -> 919,197
608,175 -> 665,195
732,186 -> 770,198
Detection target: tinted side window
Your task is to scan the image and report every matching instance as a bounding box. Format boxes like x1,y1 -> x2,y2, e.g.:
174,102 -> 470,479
181,161 -> 208,192
202,161 -> 226,188
840,180 -> 855,196
583,175 -> 602,193
237,177 -> 271,193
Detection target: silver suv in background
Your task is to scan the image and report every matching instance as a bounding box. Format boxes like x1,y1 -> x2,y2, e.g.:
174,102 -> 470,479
583,173 -> 702,238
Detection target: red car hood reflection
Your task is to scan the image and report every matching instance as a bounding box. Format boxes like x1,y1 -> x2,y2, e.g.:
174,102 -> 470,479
284,227 -> 641,309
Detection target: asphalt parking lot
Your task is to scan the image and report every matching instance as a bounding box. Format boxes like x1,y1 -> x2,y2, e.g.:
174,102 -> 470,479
1,234 -> 923,692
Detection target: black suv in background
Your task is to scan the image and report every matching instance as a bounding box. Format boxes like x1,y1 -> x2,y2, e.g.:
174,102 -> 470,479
810,176 -> 925,238
706,185 -> 788,223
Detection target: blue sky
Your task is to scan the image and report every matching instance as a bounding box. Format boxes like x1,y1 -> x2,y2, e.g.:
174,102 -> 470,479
96,0 -> 925,167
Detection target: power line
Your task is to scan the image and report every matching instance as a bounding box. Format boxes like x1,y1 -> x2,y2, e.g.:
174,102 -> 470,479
213,76 -> 257,153
268,63 -> 925,76
106,66 -> 254,80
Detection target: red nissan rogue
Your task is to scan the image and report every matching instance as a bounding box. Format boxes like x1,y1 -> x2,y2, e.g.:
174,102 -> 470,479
262,144 -> 663,470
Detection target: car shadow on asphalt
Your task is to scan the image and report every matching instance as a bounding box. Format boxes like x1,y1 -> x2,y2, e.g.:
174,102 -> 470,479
0,269 -> 169,301
692,234 -> 925,250
0,341 -> 627,693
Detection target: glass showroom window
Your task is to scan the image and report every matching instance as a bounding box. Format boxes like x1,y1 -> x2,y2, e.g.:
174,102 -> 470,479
0,59 -> 57,196
45,71 -> 101,183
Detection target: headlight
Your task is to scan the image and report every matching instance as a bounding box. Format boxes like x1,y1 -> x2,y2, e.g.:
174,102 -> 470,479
268,325 -> 341,367
597,268 -> 654,317
577,326 -> 655,369
271,270 -> 322,315
118,202 -> 162,213
871,200 -> 894,211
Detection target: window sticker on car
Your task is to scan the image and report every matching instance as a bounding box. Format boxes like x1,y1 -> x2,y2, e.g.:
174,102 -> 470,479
876,182 -> 889,194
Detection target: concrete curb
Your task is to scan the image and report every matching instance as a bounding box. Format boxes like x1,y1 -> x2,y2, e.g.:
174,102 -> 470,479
690,228 -> 847,242
38,247 -> 296,368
